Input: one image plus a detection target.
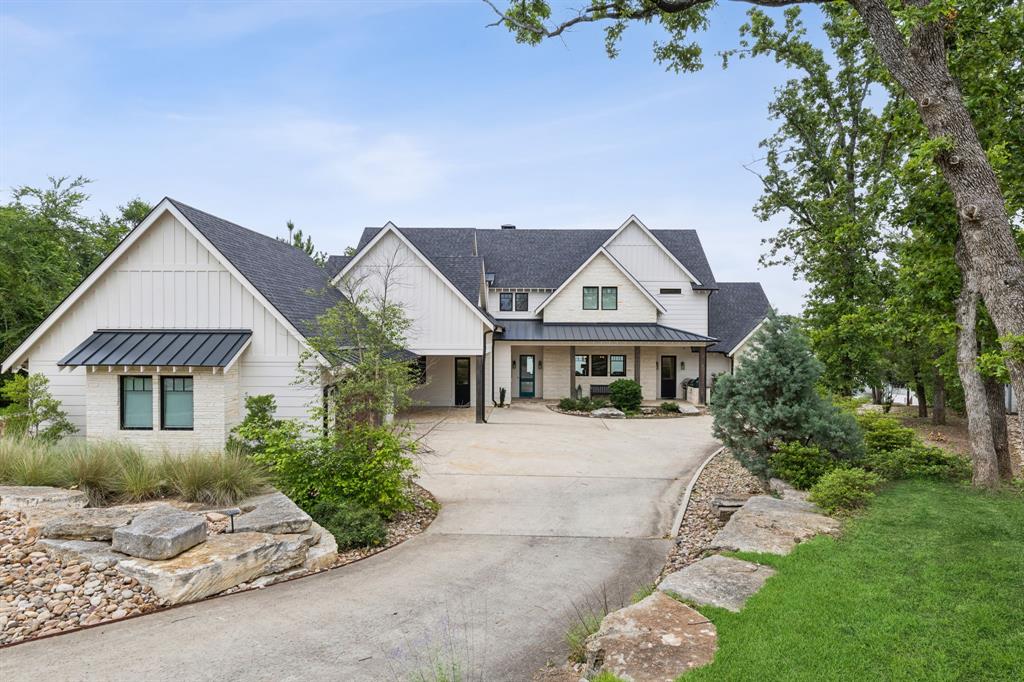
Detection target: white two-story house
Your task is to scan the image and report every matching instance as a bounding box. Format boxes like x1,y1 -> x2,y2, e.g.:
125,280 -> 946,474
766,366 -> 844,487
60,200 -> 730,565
2,199 -> 771,447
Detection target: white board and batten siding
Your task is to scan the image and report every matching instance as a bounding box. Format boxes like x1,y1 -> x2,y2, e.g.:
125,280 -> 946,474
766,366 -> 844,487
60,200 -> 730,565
19,212 -> 320,438
344,230 -> 486,355
484,290 -> 549,319
541,252 -> 658,323
605,221 -> 709,335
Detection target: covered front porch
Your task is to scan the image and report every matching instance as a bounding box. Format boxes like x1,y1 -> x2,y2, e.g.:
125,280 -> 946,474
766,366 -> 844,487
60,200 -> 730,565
492,321 -> 718,406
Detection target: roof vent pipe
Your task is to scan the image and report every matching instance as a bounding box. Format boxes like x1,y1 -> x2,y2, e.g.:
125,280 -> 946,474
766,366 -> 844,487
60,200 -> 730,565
500,224 -> 516,230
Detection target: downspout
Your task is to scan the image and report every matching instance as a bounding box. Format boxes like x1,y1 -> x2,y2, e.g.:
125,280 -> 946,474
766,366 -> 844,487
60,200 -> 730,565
479,328 -> 494,424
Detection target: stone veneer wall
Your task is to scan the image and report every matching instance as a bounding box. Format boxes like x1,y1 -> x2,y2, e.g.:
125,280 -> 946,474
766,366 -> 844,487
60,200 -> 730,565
85,366 -> 239,452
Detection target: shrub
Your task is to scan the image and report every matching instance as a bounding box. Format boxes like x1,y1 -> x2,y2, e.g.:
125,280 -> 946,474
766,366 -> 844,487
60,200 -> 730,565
305,498 -> 387,550
609,379 -> 642,412
0,374 -> 76,441
660,401 -> 681,413
809,467 -> 883,513
558,397 -> 581,412
162,450 -> 266,505
710,314 -> 864,478
590,398 -> 609,410
769,442 -> 837,490
864,444 -> 972,482
856,413 -> 917,453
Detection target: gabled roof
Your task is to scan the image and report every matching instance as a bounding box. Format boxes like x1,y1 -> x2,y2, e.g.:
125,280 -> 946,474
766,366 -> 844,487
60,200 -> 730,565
534,248 -> 666,314
325,255 -> 352,279
169,200 -> 344,338
707,282 -> 772,354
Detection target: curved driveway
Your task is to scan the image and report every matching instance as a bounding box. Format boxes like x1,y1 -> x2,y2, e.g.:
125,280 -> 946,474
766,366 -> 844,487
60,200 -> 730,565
1,404 -> 717,681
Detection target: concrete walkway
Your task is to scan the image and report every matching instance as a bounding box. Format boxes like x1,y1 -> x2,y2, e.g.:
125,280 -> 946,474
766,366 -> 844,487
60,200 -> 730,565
0,403 -> 718,681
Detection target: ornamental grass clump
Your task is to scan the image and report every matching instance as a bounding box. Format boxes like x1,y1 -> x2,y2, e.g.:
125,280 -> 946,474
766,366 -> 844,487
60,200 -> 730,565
161,450 -> 266,506
60,441 -> 125,505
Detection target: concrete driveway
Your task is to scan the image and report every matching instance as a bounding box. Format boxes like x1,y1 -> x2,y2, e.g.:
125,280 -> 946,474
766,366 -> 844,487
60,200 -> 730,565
1,403 -> 718,681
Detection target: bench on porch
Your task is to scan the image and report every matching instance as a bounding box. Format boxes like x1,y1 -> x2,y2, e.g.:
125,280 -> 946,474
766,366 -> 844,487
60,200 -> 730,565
589,384 -> 611,398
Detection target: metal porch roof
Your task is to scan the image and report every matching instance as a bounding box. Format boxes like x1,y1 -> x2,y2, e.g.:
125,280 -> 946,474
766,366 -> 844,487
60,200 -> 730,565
58,330 -> 252,368
495,320 -> 716,344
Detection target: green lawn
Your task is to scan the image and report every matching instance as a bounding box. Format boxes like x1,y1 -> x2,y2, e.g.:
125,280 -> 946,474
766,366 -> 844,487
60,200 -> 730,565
683,480 -> 1024,681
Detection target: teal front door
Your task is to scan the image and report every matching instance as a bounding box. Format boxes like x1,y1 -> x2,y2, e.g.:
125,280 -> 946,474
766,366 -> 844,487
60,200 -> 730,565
519,354 -> 536,398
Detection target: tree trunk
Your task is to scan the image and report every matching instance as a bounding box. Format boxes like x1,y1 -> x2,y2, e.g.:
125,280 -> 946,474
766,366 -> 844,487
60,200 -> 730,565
852,0 -> 1024,440
914,378 -> 928,419
954,242 -> 1000,487
931,369 -> 946,426
983,375 -> 1013,481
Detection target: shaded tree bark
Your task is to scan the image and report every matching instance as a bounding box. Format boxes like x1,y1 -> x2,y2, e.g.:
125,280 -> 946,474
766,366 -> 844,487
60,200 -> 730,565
955,241 -> 1000,486
914,377 -> 928,419
931,367 -> 946,426
983,375 -> 1013,480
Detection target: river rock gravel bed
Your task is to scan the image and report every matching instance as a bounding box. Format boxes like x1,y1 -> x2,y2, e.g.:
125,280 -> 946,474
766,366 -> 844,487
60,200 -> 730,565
0,510 -> 160,646
662,450 -> 764,579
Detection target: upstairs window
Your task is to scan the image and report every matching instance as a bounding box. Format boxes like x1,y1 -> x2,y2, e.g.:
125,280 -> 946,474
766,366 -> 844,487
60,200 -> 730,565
514,292 -> 529,311
574,355 -> 590,376
161,377 -> 194,430
120,376 -> 153,430
659,288 -> 682,295
610,355 -> 627,377
601,286 -> 618,310
591,355 -> 609,377
582,287 -> 599,310
499,292 -> 513,311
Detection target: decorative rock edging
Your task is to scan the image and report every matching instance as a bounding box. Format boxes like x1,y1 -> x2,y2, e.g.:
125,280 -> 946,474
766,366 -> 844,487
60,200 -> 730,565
546,404 -> 701,419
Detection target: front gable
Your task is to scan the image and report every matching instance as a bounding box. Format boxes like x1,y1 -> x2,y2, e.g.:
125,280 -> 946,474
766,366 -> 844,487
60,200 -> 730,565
338,227 -> 489,354
603,216 -> 700,285
538,251 -> 660,323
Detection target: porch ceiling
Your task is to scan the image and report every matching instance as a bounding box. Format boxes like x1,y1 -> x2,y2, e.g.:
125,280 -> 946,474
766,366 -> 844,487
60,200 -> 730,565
495,319 -> 716,344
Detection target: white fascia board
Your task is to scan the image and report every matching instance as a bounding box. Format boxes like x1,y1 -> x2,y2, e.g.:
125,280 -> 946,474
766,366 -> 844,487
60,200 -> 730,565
334,222 -> 494,330
727,317 -> 768,357
603,214 -> 702,286
534,247 -> 666,314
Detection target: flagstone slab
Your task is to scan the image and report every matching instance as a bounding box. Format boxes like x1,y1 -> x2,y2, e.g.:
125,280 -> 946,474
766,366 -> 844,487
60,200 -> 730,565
234,492 -> 311,534
0,486 -> 88,511
710,495 -> 840,555
659,555 -> 776,612
112,505 -> 206,560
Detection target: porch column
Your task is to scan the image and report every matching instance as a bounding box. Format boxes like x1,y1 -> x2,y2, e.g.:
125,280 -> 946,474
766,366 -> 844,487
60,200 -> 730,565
698,345 -> 707,406
569,345 -> 575,398
633,346 -> 640,383
475,354 -> 485,423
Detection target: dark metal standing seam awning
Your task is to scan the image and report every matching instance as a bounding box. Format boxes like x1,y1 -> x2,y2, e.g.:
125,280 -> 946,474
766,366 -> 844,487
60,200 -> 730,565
495,320 -> 717,344
58,330 -> 253,368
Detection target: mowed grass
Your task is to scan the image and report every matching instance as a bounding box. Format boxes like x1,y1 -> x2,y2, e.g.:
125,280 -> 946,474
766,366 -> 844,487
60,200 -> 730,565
684,480 -> 1024,681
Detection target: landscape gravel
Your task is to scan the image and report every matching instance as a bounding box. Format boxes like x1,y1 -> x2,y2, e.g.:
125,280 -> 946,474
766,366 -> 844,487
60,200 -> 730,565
662,450 -> 764,578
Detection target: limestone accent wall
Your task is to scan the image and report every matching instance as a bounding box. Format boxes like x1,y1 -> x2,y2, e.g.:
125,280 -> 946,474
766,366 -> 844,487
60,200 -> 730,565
86,368 -> 235,453
542,347 -> 571,399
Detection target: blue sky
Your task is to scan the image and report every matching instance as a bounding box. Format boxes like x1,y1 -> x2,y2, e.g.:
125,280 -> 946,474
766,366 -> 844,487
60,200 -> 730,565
1,0 -> 816,313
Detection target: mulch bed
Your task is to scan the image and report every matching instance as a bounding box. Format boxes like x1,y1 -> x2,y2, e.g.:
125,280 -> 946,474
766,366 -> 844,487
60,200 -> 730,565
890,405 -> 1023,477
662,450 -> 765,579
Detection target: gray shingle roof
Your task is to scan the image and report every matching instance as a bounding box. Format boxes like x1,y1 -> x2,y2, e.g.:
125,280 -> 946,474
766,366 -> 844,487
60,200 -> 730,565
169,199 -> 345,338
59,330 -> 252,368
707,282 -> 772,354
353,225 -> 718,293
325,255 -> 352,279
496,320 -> 715,344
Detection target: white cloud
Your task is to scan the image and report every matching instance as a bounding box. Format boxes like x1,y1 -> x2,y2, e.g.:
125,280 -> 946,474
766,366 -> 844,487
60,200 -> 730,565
329,134 -> 446,202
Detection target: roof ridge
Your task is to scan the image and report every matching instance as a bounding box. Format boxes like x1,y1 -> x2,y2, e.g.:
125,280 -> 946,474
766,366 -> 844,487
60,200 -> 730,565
168,197 -> 311,259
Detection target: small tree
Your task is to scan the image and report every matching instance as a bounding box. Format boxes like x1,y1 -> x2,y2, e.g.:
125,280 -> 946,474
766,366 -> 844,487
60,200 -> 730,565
1,373 -> 76,441
609,379 -> 642,412
710,314 -> 862,478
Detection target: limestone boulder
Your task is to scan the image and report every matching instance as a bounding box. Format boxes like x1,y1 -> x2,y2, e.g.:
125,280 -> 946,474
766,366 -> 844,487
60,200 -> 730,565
591,407 -> 626,419
36,538 -> 128,569
659,555 -> 776,612
112,505 -> 206,560
262,534 -> 310,575
302,525 -> 337,572
769,477 -> 810,502
0,486 -> 87,511
710,495 -> 840,555
40,507 -> 139,541
234,492 -> 311,534
116,532 -> 286,604
584,591 -> 716,681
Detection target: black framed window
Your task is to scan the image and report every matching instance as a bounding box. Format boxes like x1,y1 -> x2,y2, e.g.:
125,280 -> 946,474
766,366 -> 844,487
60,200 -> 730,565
659,288 -> 682,295
601,286 -> 618,310
610,355 -> 627,377
582,286 -> 599,310
591,355 -> 608,377
574,355 -> 589,376
120,376 -> 153,430
499,292 -> 513,311
514,292 -> 529,311
161,377 -> 194,430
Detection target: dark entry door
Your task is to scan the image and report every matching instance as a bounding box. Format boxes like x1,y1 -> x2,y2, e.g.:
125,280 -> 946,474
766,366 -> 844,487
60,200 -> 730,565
661,356 -> 677,399
454,357 -> 471,406
519,354 -> 536,398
